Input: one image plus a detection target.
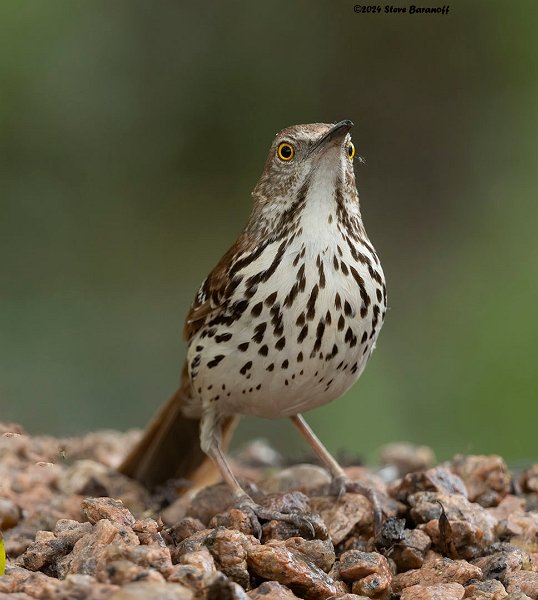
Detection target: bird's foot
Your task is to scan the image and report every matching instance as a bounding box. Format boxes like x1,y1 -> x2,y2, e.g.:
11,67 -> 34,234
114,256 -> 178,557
329,475 -> 384,542
233,494 -> 317,540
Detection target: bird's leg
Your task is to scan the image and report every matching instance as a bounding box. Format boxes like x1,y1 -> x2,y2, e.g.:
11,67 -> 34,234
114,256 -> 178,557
200,407 -> 316,539
290,414 -> 383,536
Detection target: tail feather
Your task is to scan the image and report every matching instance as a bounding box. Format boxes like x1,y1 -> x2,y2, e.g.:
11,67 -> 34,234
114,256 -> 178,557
119,367 -> 238,490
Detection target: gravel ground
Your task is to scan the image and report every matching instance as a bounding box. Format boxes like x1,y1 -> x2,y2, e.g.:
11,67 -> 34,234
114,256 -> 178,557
1,422 -> 538,599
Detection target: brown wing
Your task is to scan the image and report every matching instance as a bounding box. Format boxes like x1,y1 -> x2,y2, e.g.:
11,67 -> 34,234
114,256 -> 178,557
182,234 -> 252,341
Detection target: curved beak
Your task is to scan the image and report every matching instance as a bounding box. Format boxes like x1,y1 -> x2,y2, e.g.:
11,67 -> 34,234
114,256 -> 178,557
313,120 -> 354,152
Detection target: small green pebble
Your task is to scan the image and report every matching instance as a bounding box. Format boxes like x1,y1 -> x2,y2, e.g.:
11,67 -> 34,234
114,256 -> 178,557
0,532 -> 5,575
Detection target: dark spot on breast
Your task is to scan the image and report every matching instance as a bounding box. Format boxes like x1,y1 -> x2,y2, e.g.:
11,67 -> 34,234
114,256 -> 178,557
252,322 -> 267,343
281,359 -> 289,369
267,363 -> 274,372
345,327 -> 357,347
251,302 -> 263,317
297,351 -> 303,362
296,312 -> 306,327
368,265 -> 384,286
261,239 -> 287,283
361,331 -> 368,344
207,355 -> 225,368
340,261 -> 349,276
275,336 -> 286,350
265,291 -> 278,306
238,342 -> 249,352
297,264 -> 306,292
312,319 -> 325,354
231,300 -> 249,318
316,319 -> 325,342
337,315 -> 345,331
306,284 -> 319,320
335,293 -> 342,310
240,361 -> 252,375
284,282 -> 299,307
369,304 -> 380,338
215,332 -> 232,343
376,288 -> 383,302
271,304 -> 284,337
297,325 -> 308,343
258,344 -> 268,356
350,266 -> 371,315
344,301 -> 353,316
226,274 -> 243,297
245,284 -> 258,298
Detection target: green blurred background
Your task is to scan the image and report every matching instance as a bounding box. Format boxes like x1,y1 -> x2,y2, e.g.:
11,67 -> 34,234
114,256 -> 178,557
1,1 -> 537,464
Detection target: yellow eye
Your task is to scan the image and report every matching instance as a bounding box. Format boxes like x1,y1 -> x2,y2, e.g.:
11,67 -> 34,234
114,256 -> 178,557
277,142 -> 295,161
347,142 -> 355,159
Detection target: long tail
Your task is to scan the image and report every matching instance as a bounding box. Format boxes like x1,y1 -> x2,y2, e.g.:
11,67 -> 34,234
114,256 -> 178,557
119,365 -> 238,490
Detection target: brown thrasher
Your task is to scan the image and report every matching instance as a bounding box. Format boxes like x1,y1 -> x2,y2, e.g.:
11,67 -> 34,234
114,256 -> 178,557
120,121 -> 387,535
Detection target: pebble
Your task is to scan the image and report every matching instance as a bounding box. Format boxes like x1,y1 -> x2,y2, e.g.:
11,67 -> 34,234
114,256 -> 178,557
247,542 -> 344,600
392,557 -> 482,592
81,497 -> 136,527
0,498 -> 21,530
450,454 -> 511,507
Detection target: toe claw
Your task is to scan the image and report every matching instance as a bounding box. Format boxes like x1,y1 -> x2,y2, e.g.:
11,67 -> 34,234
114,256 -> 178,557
232,495 -> 317,539
235,495 -> 263,539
